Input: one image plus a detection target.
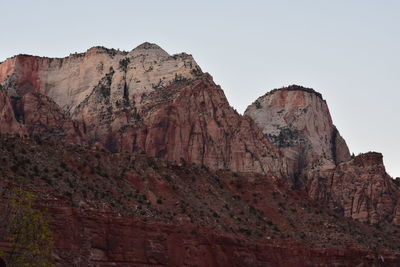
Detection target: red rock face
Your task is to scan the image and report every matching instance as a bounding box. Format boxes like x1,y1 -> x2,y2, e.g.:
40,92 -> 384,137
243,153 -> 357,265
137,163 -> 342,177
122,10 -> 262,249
13,56 -> 42,94
308,152 -> 400,225
111,75 -> 286,174
0,90 -> 26,135
47,207 -> 399,267
0,88 -> 86,144
0,57 -> 15,84
20,92 -> 87,144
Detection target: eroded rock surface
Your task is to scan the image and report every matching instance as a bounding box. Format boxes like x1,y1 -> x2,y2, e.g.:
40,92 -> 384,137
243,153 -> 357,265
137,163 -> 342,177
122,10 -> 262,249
308,152 -> 400,225
0,43 -> 286,175
0,90 -> 26,135
245,85 -> 400,225
245,85 -> 351,183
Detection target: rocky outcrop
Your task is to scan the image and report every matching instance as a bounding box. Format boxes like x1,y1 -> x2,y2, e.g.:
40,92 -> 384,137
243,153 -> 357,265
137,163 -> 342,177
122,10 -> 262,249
0,90 -> 26,135
111,74 -> 286,174
19,92 -> 87,144
245,86 -> 400,225
245,85 -> 351,182
308,152 -> 400,225
0,88 -> 85,144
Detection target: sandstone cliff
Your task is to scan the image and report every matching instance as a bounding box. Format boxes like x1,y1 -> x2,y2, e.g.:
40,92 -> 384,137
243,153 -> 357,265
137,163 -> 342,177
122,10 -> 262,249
0,90 -> 26,135
308,152 -> 400,225
246,85 -> 400,225
0,43 -> 286,175
245,85 -> 351,184
0,43 -> 199,113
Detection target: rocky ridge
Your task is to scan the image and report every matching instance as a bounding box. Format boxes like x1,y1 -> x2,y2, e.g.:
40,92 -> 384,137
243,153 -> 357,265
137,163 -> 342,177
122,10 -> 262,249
0,43 -> 286,175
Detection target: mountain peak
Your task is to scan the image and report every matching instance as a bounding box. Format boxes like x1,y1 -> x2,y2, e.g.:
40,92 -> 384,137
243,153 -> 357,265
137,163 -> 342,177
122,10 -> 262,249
245,82 -> 351,178
135,42 -> 163,50
85,46 -> 126,56
129,42 -> 169,58
266,84 -> 323,100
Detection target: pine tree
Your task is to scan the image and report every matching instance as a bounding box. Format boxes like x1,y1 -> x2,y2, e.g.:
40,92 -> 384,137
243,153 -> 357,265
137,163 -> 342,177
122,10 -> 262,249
1,188 -> 55,267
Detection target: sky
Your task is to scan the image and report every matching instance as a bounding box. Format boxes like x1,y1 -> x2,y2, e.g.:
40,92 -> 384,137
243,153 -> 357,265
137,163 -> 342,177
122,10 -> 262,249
1,0 -> 399,177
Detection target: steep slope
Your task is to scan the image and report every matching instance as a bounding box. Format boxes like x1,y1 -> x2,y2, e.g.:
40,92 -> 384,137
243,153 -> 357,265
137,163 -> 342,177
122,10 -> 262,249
0,135 -> 399,266
308,152 -> 400,225
0,43 -> 286,175
112,74 -> 285,174
0,89 -> 25,135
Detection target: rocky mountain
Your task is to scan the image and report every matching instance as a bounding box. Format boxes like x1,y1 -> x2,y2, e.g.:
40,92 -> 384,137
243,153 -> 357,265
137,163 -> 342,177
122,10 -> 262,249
0,43 -> 399,266
245,85 -> 400,226
245,85 -> 351,185
0,43 -> 286,175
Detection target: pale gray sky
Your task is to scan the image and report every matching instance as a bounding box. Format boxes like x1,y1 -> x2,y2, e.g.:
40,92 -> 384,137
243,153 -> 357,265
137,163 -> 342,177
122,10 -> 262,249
1,0 -> 399,177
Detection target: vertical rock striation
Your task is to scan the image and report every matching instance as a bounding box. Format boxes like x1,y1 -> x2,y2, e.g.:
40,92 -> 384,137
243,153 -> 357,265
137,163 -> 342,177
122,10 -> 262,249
0,43 -> 286,175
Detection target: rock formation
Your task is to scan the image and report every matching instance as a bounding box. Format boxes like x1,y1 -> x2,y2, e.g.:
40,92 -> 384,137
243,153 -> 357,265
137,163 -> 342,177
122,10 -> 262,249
245,85 -> 351,185
0,90 -> 25,135
0,43 -> 286,175
0,43 -> 199,113
0,43 -> 399,266
245,85 -> 400,225
308,152 -> 400,225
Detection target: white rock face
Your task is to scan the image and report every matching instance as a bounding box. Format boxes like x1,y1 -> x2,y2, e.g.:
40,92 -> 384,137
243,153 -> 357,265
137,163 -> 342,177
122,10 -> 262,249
0,42 -> 201,114
0,43 -> 287,175
123,43 -> 201,108
245,86 -> 351,182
